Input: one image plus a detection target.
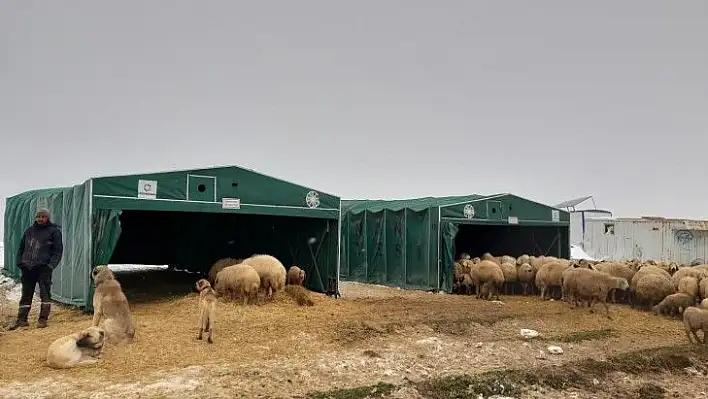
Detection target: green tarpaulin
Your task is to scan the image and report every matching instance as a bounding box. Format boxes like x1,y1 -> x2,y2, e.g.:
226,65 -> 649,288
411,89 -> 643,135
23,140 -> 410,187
3,166 -> 341,309
340,194 -> 570,292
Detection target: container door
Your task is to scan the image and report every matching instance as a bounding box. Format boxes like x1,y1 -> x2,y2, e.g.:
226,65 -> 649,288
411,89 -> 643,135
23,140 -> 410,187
187,175 -> 216,202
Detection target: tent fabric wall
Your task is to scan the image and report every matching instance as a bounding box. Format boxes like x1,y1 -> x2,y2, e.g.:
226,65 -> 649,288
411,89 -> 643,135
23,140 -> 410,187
341,194 -> 571,292
340,206 -> 439,290
3,182 -> 92,307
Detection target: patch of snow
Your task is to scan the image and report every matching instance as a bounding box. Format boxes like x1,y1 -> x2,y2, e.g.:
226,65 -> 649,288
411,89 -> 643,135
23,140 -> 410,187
108,264 -> 169,273
570,244 -> 596,261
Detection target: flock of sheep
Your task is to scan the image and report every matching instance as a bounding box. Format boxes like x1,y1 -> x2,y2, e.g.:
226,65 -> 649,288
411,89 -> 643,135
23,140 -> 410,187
453,252 -> 708,343
40,253 -> 311,369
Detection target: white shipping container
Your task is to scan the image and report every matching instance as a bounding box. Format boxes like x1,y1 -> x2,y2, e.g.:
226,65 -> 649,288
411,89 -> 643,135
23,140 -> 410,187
581,217 -> 708,265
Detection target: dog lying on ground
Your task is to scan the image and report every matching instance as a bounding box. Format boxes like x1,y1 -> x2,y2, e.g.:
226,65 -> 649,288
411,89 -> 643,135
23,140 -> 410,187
46,326 -> 105,369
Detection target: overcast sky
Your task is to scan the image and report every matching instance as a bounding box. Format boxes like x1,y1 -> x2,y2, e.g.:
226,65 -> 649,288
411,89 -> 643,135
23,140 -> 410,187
1,1 -> 707,237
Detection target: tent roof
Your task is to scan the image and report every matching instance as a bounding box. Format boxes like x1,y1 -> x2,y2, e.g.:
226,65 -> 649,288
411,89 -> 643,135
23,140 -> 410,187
342,193 -> 570,225
7,165 -> 341,219
92,164 -> 339,198
341,194 -> 503,213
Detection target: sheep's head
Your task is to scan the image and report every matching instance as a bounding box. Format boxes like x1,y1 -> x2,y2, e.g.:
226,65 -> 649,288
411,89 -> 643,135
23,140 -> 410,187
669,263 -> 680,273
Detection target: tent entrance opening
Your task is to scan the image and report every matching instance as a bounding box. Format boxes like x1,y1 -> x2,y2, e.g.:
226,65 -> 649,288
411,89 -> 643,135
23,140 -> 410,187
453,224 -> 570,259
106,210 -> 336,302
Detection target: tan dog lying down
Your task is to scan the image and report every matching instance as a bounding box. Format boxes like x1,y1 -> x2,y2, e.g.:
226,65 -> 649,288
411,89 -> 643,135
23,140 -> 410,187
46,326 -> 105,369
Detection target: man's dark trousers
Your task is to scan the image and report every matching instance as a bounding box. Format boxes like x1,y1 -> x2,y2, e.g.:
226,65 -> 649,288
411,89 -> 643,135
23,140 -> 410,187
17,265 -> 53,323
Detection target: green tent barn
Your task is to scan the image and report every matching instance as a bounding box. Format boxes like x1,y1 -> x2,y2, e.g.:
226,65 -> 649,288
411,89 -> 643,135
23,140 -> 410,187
340,193 -> 570,292
3,166 -> 341,309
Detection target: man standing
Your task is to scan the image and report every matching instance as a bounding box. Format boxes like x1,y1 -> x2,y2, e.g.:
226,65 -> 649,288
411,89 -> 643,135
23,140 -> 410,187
9,208 -> 64,330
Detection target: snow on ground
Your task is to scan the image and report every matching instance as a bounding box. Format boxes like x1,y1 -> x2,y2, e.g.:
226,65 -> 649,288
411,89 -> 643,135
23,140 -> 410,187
0,242 -> 22,301
570,244 -> 596,261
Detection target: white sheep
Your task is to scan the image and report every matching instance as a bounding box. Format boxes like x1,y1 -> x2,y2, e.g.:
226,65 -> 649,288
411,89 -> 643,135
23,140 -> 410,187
535,261 -> 570,300
683,306 -> 708,344
242,254 -> 288,299
214,263 -> 261,305
471,260 -> 505,300
568,269 -> 629,318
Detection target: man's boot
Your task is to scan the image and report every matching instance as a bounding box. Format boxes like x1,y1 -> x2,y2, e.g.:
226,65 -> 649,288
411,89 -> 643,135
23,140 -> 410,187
37,302 -> 51,328
8,305 -> 30,330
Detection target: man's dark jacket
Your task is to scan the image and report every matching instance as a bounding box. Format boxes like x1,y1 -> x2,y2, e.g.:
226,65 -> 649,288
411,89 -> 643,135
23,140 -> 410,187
16,222 -> 64,270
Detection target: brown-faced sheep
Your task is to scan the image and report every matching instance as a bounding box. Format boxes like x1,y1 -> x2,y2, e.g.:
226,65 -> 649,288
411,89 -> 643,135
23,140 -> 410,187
678,276 -> 700,300
208,257 -> 244,284
286,266 -> 306,286
653,293 -> 695,317
683,306 -> 708,344
459,273 -> 474,295
633,274 -> 676,308
593,262 -> 636,303
471,260 -> 504,300
535,260 -> 570,300
517,263 -> 535,295
214,263 -> 261,305
499,262 -> 518,294
242,254 -> 287,299
571,269 -> 630,318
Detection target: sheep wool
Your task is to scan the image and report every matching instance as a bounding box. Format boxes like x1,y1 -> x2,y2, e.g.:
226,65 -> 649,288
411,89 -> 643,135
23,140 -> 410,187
535,261 -> 570,300
634,274 -> 676,308
653,293 -> 695,317
678,276 -> 699,299
672,267 -> 707,289
572,269 -> 629,318
470,260 -> 504,300
243,254 -> 288,298
631,265 -> 671,291
214,263 -> 261,305
683,306 -> 708,344
499,262 -> 518,294
516,263 -> 535,295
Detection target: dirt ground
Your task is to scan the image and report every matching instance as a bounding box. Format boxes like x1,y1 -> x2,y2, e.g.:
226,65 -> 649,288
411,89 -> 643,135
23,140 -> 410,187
0,279 -> 703,398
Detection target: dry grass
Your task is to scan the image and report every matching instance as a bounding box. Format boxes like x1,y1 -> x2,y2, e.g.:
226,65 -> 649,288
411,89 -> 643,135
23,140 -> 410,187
284,284 -> 315,306
0,278 -> 691,393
